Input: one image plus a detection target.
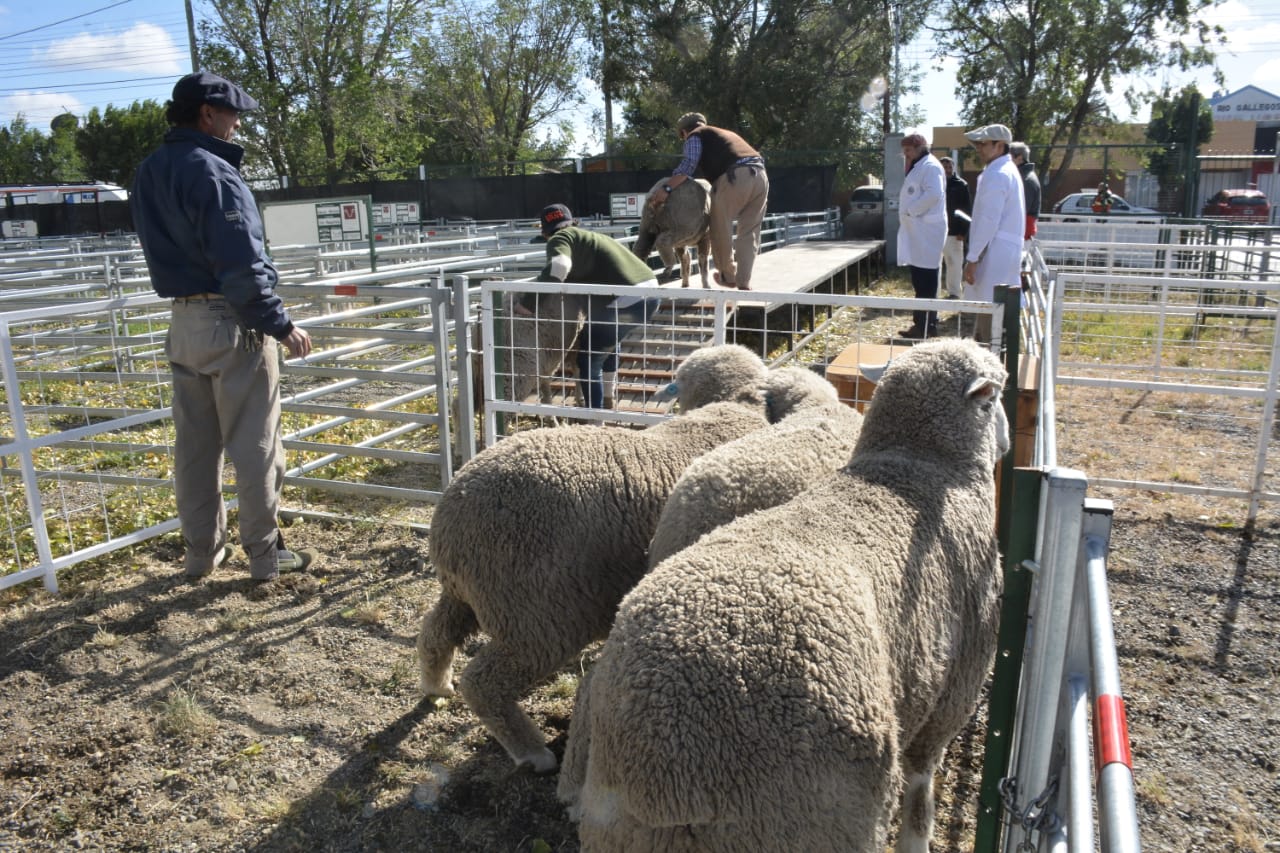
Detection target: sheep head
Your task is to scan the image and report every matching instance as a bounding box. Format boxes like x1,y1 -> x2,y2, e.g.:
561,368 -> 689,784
760,366 -> 841,423
856,339 -> 1010,470
663,344 -> 768,412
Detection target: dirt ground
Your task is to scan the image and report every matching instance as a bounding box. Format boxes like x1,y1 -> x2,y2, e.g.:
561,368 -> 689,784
1,488 -> 1277,852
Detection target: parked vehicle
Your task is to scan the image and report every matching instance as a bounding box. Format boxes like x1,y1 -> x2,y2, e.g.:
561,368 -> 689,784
1201,189 -> 1271,223
1051,191 -> 1160,219
843,184 -> 884,238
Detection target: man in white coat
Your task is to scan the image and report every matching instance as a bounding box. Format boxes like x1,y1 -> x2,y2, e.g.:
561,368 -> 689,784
896,133 -> 947,338
963,123 -> 1025,343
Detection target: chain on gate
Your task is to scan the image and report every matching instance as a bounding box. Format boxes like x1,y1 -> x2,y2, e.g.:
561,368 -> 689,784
999,775 -> 1062,852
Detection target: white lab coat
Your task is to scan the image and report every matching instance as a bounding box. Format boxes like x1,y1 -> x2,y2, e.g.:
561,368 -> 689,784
896,153 -> 947,268
965,153 -> 1025,302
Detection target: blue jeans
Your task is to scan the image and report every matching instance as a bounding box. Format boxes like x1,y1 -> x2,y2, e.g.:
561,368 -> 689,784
576,298 -> 661,408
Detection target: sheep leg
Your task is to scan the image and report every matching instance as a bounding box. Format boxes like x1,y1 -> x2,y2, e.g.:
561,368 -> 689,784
556,667 -> 596,819
678,245 -> 692,289
655,233 -> 683,287
695,234 -> 711,288
894,749 -> 944,853
457,640 -> 564,773
417,590 -> 478,698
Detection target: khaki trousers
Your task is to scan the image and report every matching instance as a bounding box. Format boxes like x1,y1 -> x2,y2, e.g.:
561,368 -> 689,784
167,298 -> 286,579
709,166 -> 769,287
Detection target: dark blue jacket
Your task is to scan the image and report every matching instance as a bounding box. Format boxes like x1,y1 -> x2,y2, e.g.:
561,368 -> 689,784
131,128 -> 293,339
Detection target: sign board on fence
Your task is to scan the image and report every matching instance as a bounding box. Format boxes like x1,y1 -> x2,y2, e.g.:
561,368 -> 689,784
1,220 -> 37,238
610,193 -> 643,217
261,196 -> 372,246
372,202 -> 420,228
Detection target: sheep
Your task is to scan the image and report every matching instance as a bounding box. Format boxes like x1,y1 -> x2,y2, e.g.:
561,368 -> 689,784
633,178 -> 712,288
645,365 -> 865,567
454,290 -> 585,454
562,338 -> 1011,852
417,344 -> 774,774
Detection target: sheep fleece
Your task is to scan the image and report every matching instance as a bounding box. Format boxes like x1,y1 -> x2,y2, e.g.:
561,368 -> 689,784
574,343 -> 1005,851
429,401 -> 771,657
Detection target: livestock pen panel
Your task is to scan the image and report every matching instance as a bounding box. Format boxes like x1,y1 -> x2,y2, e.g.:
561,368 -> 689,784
0,284 -> 458,592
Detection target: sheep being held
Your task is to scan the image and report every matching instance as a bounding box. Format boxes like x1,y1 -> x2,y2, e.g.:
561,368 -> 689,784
645,365 -> 864,567
565,338 -> 1010,852
633,178 -> 712,288
418,344 -> 772,774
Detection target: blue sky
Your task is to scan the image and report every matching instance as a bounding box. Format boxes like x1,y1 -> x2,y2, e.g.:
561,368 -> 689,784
1,0 -> 1277,141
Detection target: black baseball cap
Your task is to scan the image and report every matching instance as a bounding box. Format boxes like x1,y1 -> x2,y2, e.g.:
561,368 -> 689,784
172,71 -> 259,112
540,203 -> 574,237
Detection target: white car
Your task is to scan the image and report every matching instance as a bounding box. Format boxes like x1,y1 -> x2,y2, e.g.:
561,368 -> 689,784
1051,191 -> 1160,219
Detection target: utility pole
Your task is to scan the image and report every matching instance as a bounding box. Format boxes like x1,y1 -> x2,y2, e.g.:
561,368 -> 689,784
185,0 -> 199,72
602,3 -> 613,171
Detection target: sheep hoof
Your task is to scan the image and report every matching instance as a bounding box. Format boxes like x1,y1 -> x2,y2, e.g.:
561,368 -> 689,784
420,680 -> 456,700
516,747 -> 558,775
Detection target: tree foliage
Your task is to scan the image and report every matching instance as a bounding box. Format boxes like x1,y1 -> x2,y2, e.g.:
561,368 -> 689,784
934,0 -> 1224,195
198,0 -> 436,182
410,0 -> 590,173
601,0 -> 916,161
76,102 -> 169,188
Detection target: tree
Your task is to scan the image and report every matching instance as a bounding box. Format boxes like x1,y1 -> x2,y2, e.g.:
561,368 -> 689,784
593,0 -> 915,169
410,0 -> 590,173
75,102 -> 168,187
198,0 -> 436,182
934,0 -> 1224,196
0,118 -> 46,184
1145,85 -> 1213,212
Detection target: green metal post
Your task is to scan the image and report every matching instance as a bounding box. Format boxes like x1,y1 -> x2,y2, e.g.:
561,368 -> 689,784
974,286 -> 1040,852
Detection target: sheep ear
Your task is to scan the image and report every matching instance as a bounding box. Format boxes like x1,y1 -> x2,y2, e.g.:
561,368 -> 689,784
653,381 -> 681,402
965,377 -> 1001,401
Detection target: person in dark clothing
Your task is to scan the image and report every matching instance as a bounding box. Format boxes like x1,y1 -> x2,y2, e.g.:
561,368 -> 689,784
649,112 -> 768,290
1009,142 -> 1041,239
520,204 -> 660,409
132,71 -> 314,582
939,156 -> 971,299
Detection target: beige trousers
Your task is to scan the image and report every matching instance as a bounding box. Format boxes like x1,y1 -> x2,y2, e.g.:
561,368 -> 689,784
942,235 -> 965,298
167,298 -> 286,579
709,165 -> 769,287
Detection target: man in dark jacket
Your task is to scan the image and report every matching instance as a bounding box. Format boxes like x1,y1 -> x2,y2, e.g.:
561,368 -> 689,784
650,112 -> 768,290
1010,142 -> 1041,240
939,156 -> 971,298
132,71 -> 314,582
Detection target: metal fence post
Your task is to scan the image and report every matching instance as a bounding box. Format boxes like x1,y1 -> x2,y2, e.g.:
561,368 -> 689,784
0,318 -> 58,592
975,467 -> 1044,853
451,274 -> 477,467
1003,467 -> 1088,852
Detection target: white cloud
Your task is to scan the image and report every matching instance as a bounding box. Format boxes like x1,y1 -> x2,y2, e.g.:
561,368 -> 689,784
1,92 -> 84,125
42,22 -> 183,74
1251,58 -> 1280,90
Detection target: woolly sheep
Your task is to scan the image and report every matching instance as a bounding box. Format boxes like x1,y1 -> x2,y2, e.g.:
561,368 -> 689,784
418,345 -> 773,774
646,365 -> 864,567
562,338 -> 1011,852
633,178 -> 712,288
455,290 -> 586,452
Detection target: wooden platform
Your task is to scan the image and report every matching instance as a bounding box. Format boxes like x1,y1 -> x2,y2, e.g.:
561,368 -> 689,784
547,240 -> 886,414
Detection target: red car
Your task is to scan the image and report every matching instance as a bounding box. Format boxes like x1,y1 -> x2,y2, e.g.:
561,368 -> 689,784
1201,189 -> 1272,223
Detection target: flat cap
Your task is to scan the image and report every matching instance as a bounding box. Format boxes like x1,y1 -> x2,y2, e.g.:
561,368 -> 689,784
676,112 -> 707,133
964,124 -> 1013,144
172,71 -> 259,112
